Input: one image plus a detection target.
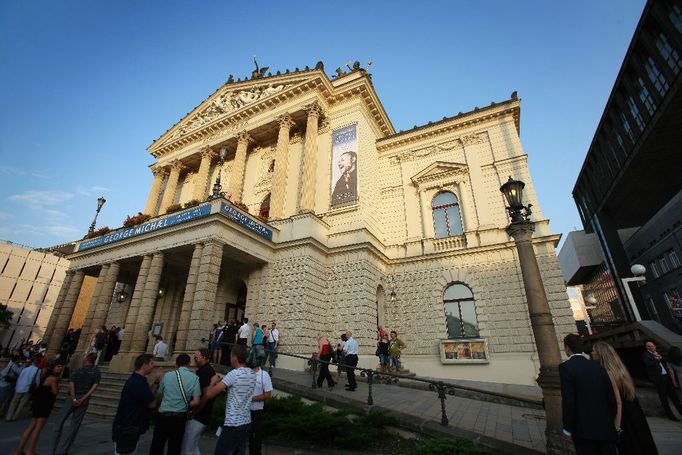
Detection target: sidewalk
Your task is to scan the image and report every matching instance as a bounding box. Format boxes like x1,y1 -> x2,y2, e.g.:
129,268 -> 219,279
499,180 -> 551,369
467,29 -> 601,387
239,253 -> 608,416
271,367 -> 682,455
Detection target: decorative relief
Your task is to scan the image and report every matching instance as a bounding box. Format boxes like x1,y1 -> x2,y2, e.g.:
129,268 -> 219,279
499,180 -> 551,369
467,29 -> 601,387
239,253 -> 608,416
388,139 -> 462,164
460,134 -> 485,146
253,146 -> 276,196
170,84 -> 289,140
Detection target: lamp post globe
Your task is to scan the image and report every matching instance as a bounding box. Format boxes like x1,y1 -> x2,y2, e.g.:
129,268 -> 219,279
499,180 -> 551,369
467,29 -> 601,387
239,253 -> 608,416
500,178 -> 571,454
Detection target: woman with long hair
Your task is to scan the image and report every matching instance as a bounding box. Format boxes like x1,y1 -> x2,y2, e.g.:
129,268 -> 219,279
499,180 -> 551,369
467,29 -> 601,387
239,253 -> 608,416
16,360 -> 63,455
591,341 -> 658,455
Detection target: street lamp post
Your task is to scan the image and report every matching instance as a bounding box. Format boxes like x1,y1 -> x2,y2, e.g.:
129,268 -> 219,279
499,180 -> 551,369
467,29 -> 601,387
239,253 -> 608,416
87,197 -> 106,237
500,176 -> 572,455
209,147 -> 228,200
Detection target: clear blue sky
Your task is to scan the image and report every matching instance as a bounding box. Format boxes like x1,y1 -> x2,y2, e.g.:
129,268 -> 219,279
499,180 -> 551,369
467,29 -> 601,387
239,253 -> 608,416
0,0 -> 646,248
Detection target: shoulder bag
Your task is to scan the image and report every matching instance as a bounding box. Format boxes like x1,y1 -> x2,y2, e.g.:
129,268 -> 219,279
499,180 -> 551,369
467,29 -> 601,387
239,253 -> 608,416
175,370 -> 192,420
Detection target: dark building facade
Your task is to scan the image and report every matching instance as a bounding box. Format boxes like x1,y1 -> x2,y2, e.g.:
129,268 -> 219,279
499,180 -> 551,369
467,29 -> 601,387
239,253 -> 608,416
572,0 -> 682,332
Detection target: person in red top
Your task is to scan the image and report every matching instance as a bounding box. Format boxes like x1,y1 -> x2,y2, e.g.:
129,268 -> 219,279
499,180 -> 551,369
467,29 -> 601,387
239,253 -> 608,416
36,353 -> 47,370
316,336 -> 335,390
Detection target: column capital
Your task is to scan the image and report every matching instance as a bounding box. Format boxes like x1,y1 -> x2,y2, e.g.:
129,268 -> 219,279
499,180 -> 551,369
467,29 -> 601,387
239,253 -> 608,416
304,101 -> 324,119
199,146 -> 216,160
151,165 -> 168,178
276,113 -> 295,130
168,160 -> 184,172
236,131 -> 254,146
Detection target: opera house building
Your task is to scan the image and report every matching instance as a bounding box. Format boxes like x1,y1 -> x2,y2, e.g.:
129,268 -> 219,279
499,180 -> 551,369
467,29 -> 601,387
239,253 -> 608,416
45,62 -> 574,385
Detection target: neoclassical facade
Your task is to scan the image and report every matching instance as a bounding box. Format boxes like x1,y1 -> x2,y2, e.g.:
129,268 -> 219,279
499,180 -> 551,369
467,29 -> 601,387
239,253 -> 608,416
47,62 -> 574,385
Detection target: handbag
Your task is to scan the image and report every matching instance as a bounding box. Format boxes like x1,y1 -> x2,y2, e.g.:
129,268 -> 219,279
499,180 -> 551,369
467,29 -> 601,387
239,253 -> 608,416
175,370 -> 192,420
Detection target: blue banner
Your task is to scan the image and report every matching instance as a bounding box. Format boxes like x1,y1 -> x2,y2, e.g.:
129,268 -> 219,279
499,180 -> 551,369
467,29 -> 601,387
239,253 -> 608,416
220,202 -> 273,241
77,204 -> 212,252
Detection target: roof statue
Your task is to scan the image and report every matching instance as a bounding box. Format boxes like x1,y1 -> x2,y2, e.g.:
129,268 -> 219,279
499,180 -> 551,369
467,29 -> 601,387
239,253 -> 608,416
251,55 -> 269,79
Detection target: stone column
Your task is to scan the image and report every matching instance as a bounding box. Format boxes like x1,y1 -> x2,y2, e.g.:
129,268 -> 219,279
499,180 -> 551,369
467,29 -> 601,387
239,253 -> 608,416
158,161 -> 183,214
193,147 -> 215,202
507,222 -> 571,455
144,166 -> 167,216
175,243 -> 204,352
120,255 -> 153,352
77,265 -> 109,352
227,132 -> 253,203
87,262 -> 120,337
300,102 -> 323,213
270,114 -> 295,219
44,270 -> 81,355
187,241 -> 223,350
131,252 -> 164,352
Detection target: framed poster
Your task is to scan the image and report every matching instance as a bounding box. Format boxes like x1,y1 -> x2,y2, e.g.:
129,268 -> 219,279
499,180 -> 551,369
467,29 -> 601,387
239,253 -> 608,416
440,338 -> 489,364
152,322 -> 163,337
330,124 -> 358,206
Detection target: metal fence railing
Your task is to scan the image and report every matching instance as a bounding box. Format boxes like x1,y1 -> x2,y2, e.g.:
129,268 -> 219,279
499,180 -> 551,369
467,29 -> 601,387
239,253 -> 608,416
204,339 -> 542,427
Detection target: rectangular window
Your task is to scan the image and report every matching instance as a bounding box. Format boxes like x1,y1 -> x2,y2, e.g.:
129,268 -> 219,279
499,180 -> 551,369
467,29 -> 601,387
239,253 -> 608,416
671,4 -> 682,33
615,132 -> 627,154
668,249 -> 681,268
656,33 -> 681,75
620,112 -> 635,143
659,256 -> 670,274
626,96 -> 645,130
650,261 -> 661,278
638,77 -> 656,115
645,57 -> 669,97
664,288 -> 682,320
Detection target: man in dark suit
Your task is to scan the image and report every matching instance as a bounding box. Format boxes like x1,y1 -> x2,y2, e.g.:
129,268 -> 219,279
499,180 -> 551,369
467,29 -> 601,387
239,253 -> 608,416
642,340 -> 682,421
560,334 -> 618,455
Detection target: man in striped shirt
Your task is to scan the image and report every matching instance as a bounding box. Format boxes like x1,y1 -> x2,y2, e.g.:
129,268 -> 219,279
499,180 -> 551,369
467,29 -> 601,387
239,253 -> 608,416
202,344 -> 255,454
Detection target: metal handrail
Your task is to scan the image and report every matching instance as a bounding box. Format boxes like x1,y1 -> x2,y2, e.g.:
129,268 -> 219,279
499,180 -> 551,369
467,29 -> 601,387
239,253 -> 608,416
204,338 -> 542,426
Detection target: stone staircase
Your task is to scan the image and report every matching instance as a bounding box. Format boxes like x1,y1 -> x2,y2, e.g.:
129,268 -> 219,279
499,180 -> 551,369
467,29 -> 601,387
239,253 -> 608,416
54,365 -> 128,420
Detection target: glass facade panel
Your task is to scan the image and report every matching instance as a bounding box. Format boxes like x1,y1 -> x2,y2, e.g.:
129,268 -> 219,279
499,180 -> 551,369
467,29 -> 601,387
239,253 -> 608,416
627,96 -> 645,130
459,301 -> 480,337
671,5 -> 682,33
668,250 -> 681,269
445,206 -> 463,235
645,57 -> 670,96
638,77 -> 656,115
656,33 -> 681,75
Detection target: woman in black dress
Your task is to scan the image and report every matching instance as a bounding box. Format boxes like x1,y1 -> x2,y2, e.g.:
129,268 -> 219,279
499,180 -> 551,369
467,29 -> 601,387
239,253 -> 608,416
591,342 -> 658,455
16,360 -> 62,455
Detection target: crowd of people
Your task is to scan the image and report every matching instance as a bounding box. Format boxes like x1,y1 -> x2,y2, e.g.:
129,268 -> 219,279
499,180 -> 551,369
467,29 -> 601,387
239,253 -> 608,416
2,321 -> 682,455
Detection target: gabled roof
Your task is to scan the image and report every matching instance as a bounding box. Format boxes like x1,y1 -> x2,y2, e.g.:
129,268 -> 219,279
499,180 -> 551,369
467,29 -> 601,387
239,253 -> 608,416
148,62 -> 395,158
411,161 -> 469,186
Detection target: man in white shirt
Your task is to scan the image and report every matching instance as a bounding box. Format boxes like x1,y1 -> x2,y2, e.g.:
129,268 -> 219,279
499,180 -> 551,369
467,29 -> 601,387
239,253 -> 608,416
0,353 -> 22,416
249,364 -> 272,455
5,357 -> 40,421
203,344 -> 255,454
267,322 -> 279,368
236,318 -> 251,346
343,331 -> 359,392
153,336 -> 169,361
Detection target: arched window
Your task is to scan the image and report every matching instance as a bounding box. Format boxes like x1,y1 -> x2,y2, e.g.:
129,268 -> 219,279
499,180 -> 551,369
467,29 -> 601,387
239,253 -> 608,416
259,193 -> 271,219
432,192 -> 463,239
443,283 -> 479,338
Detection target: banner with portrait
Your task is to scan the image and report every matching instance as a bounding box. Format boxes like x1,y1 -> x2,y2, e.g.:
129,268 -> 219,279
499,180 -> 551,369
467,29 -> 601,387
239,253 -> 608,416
330,124 -> 358,206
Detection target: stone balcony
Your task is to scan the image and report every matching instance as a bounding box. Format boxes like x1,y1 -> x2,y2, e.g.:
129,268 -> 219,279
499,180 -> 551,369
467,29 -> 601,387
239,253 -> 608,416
433,235 -> 467,252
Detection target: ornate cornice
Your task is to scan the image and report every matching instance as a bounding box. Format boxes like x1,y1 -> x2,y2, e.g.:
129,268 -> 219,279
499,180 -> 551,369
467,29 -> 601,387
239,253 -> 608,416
377,100 -> 519,152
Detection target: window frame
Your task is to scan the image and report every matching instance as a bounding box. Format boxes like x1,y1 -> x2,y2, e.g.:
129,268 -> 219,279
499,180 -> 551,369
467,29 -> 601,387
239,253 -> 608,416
443,283 -> 479,339
431,191 -> 464,239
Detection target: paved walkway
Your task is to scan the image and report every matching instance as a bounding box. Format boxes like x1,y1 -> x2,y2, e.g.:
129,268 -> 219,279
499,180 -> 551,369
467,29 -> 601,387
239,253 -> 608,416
0,368 -> 679,455
271,367 -> 682,455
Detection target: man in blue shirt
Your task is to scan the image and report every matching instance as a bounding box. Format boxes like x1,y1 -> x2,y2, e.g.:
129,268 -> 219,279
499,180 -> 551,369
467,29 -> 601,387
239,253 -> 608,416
113,354 -> 161,455
150,353 -> 200,455
343,331 -> 359,392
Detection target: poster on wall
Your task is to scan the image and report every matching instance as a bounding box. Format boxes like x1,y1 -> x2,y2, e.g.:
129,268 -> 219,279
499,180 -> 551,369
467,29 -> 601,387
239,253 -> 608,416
440,338 -> 489,364
330,124 -> 358,206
